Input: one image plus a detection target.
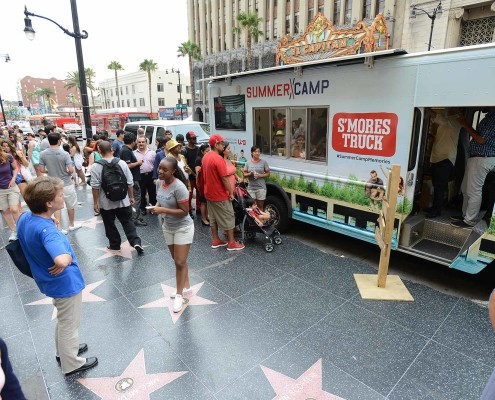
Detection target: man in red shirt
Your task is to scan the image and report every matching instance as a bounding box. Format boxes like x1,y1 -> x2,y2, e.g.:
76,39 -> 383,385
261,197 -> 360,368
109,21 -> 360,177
202,134 -> 244,251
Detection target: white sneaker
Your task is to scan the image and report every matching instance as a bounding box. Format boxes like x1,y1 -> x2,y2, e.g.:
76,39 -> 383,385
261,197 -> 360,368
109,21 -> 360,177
68,224 -> 81,232
173,294 -> 183,313
8,231 -> 17,242
170,287 -> 192,298
60,229 -> 68,235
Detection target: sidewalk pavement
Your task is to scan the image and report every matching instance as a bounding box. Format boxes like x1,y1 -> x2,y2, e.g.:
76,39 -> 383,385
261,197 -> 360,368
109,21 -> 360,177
0,186 -> 494,399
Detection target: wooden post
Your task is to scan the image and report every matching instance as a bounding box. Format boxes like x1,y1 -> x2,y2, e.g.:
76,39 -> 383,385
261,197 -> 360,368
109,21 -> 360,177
377,164 -> 401,288
354,164 -> 414,301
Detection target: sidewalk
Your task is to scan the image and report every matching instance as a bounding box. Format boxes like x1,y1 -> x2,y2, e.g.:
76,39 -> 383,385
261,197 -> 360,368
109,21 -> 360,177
0,186 -> 494,399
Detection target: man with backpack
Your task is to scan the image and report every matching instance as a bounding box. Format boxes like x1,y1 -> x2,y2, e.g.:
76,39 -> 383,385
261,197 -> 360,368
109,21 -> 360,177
90,141 -> 143,254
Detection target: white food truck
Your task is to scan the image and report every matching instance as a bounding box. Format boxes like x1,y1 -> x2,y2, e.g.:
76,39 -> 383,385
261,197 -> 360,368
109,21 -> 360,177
205,43 -> 495,274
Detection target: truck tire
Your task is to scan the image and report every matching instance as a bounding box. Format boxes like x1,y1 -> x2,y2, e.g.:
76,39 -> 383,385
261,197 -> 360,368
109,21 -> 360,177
265,195 -> 289,233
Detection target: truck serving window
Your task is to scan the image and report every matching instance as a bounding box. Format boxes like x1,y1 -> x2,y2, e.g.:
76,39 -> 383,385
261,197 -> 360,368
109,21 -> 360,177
214,95 -> 246,131
254,107 -> 328,163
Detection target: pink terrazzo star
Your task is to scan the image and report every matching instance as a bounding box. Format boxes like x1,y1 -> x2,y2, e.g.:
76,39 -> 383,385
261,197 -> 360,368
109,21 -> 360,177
76,216 -> 103,230
138,282 -> 216,324
77,349 -> 187,400
261,359 -> 344,400
26,280 -> 107,320
95,241 -> 149,261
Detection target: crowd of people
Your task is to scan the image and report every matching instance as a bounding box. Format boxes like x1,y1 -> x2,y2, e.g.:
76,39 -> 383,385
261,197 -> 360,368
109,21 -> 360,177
0,123 -> 272,385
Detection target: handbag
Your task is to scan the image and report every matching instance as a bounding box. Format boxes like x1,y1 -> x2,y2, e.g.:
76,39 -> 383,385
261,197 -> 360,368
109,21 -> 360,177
20,165 -> 34,183
5,239 -> 33,278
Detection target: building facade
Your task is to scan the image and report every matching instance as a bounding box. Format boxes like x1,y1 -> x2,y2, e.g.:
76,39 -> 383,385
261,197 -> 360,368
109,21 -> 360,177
18,76 -> 80,114
98,70 -> 192,117
187,0 -> 495,120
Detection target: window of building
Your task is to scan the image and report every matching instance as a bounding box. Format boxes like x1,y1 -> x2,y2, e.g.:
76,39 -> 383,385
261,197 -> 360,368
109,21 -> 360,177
253,107 -> 328,162
333,0 -> 341,24
376,0 -> 385,14
294,12 -> 300,33
127,99 -> 130,107
344,0 -> 352,24
139,98 -> 145,106
133,99 -> 137,107
255,0 -> 259,10
157,83 -> 164,92
214,95 -> 246,131
285,15 -> 290,34
125,86 -> 129,94
112,101 -> 115,108
186,86 -> 191,94
121,100 -> 125,107
273,18 -> 278,37
120,87 -> 123,95
363,0 -> 372,19
187,99 -> 191,107
110,89 -> 113,97
132,85 -> 135,94
158,98 -> 165,106
308,8 -> 314,23
266,21 -> 270,38
318,5 -> 324,14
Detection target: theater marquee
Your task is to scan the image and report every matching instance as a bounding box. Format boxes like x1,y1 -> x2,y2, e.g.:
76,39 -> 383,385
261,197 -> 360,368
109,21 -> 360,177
275,13 -> 389,66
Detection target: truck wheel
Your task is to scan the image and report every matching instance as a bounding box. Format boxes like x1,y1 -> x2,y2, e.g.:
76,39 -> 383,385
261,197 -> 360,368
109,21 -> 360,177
264,195 -> 289,233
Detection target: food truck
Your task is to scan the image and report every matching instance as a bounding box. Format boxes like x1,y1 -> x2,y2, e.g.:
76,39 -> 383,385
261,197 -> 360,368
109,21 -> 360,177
204,15 -> 495,274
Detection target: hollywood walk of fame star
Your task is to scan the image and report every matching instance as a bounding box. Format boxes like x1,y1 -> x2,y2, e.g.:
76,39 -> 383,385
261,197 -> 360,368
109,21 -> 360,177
76,216 -> 103,230
95,241 -> 149,261
261,359 -> 344,400
139,282 -> 216,324
77,349 -> 187,400
26,280 -> 107,320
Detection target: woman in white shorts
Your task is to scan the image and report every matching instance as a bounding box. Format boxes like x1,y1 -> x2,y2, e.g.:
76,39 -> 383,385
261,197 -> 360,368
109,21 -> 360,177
68,135 -> 86,185
0,144 -> 21,241
150,156 -> 194,313
243,145 -> 270,209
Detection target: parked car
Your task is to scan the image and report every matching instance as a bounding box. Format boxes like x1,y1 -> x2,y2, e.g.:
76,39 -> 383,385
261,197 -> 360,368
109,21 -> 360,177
123,120 -> 210,150
62,123 -> 83,139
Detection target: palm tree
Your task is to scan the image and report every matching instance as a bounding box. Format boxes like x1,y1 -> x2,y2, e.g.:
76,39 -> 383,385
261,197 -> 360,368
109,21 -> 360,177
25,91 -> 35,110
36,88 -> 55,113
108,61 -> 124,107
139,59 -> 158,116
233,12 -> 263,71
177,40 -> 201,120
85,68 -> 96,112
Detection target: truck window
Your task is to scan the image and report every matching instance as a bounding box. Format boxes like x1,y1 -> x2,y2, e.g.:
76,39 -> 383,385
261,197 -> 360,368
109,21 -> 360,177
145,126 -> 154,144
124,124 -> 138,135
214,95 -> 246,130
254,106 -> 328,163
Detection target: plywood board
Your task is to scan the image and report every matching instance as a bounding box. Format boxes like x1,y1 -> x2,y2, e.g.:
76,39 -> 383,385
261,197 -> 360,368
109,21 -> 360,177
354,274 -> 414,301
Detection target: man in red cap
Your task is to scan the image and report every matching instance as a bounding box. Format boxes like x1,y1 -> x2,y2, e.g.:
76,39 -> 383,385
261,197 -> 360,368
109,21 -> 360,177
201,134 -> 244,250
184,131 -> 200,218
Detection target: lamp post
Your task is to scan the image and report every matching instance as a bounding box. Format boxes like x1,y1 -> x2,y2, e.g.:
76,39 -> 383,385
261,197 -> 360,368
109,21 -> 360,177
0,53 -> 11,126
23,2 -> 93,138
410,2 -> 443,51
165,68 -> 183,120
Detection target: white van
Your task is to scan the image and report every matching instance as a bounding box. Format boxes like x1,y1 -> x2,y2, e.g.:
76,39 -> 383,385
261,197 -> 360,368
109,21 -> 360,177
123,120 -> 210,149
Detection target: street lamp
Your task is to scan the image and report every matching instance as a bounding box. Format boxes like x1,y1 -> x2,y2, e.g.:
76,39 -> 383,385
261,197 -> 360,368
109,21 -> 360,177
410,2 -> 443,51
165,68 -> 184,120
23,3 -> 93,138
0,54 -> 10,126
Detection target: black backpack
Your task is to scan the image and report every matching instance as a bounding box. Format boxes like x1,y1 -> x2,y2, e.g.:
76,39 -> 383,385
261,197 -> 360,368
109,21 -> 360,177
96,158 -> 128,201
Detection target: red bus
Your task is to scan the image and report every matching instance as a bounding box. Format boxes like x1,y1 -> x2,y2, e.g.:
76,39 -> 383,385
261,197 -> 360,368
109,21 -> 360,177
91,108 -> 151,134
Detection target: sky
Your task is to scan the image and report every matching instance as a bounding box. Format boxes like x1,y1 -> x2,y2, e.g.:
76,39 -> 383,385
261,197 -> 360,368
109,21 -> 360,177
0,0 -> 190,100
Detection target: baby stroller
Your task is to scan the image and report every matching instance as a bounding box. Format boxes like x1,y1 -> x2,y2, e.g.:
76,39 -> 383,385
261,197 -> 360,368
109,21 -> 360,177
233,183 -> 282,252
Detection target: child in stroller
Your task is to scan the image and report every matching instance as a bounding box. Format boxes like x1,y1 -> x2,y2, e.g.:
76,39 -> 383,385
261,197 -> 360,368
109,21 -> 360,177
233,184 -> 282,252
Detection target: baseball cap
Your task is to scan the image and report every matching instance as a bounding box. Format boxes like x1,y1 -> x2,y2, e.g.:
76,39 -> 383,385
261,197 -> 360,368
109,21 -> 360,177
165,139 -> 181,152
185,131 -> 196,140
208,133 -> 226,147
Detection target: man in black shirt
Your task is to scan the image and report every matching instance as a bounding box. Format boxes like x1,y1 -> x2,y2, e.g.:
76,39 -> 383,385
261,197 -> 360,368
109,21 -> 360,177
119,133 -> 147,226
184,131 -> 200,216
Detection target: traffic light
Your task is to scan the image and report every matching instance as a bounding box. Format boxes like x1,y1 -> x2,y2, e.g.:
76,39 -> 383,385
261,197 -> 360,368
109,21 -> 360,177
18,101 -> 23,107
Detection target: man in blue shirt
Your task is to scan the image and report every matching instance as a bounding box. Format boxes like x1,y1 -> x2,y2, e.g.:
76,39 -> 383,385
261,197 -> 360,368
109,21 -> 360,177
111,129 -> 125,158
451,108 -> 495,228
17,176 -> 98,375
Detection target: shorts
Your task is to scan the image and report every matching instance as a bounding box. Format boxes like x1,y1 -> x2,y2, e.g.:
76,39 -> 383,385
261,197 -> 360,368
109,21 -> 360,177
247,188 -> 267,201
207,200 -> 235,231
0,186 -> 20,210
162,223 -> 195,245
63,184 -> 78,209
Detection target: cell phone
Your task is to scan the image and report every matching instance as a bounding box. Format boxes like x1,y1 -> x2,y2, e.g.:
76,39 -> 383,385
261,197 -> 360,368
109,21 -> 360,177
145,205 -> 156,210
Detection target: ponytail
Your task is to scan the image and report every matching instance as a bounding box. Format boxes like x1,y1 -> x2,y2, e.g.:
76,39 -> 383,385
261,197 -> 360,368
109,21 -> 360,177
163,156 -> 188,186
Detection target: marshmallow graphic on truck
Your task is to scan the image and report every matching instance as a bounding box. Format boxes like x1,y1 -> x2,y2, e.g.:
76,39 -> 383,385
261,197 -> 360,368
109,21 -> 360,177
332,112 -> 398,157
